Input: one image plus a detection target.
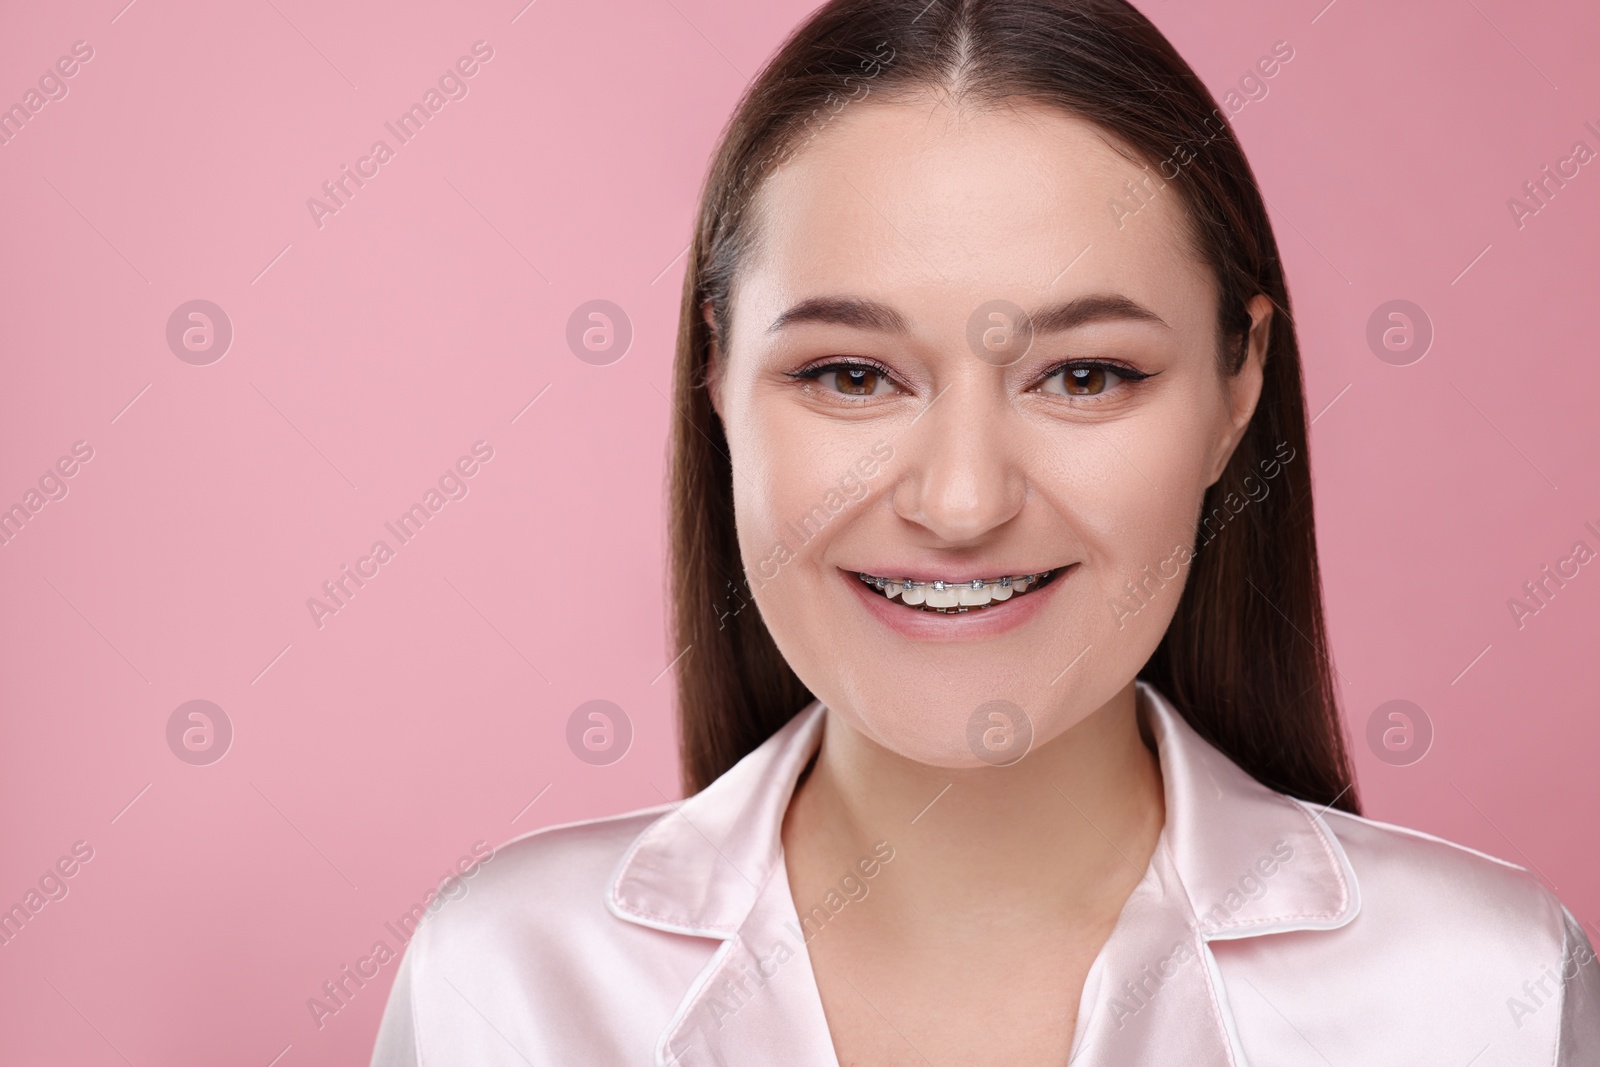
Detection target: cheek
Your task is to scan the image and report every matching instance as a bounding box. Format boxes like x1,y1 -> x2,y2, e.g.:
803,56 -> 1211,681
728,401 -> 865,608
1040,409 -> 1217,639
732,406 -> 821,553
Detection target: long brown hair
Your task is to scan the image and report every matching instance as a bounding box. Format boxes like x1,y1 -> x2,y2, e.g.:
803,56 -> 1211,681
668,0 -> 1359,814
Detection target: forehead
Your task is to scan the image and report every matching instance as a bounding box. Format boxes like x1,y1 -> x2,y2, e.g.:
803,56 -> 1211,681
735,96 -> 1214,338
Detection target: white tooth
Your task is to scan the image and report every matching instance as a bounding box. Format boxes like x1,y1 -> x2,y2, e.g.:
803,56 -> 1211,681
924,585 -> 959,608
957,583 -> 992,606
900,584 -> 926,605
1013,577 -> 1031,593
990,583 -> 1013,601
885,581 -> 902,599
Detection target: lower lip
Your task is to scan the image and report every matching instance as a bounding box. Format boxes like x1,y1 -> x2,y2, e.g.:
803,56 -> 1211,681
842,566 -> 1074,641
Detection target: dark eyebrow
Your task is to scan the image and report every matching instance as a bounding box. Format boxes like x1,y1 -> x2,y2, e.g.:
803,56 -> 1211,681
766,293 -> 1170,334
767,296 -> 909,334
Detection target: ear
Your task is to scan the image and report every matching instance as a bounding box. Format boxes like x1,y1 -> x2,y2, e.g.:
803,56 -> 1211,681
702,298 -> 725,420
1205,293 -> 1272,486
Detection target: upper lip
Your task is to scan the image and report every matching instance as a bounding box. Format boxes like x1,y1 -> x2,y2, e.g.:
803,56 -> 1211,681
845,563 -> 1071,584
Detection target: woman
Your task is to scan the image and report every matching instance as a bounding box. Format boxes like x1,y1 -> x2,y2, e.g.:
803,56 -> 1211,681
370,0 -> 1599,1063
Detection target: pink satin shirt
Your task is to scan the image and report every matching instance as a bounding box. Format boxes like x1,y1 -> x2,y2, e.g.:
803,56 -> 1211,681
370,681 -> 1600,1064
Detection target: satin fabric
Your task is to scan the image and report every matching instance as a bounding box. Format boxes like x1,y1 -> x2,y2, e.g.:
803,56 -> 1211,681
370,681 -> 1600,1065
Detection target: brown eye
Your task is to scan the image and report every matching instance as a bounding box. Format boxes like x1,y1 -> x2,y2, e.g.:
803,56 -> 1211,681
789,360 -> 901,397
831,367 -> 882,395
1035,361 -> 1150,400
1064,366 -> 1106,395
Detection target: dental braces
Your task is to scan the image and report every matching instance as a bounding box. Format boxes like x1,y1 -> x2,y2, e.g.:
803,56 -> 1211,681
856,568 -> 1056,592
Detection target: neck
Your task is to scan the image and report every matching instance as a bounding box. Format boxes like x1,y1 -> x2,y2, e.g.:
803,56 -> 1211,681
781,681 -> 1166,937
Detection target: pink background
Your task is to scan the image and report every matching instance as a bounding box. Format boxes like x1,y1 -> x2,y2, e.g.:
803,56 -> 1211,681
2,0 -> 1597,1062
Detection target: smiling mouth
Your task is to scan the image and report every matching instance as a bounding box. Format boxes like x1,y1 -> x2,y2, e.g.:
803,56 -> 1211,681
855,568 -> 1065,613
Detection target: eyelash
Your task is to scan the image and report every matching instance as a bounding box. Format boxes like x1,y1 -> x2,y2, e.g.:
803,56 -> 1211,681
785,358 -> 1154,401
786,358 -> 899,398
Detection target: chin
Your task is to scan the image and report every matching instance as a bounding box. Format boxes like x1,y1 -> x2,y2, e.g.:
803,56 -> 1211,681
869,727 -> 992,769
832,689 -> 1072,769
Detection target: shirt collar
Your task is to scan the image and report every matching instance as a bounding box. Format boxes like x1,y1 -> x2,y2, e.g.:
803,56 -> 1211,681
608,679 -> 1360,941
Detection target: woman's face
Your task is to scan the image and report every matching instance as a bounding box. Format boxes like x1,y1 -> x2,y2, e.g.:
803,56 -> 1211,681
708,97 -> 1268,767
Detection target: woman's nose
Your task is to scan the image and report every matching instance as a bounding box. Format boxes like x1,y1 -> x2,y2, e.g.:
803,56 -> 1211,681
888,385 -> 1028,544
